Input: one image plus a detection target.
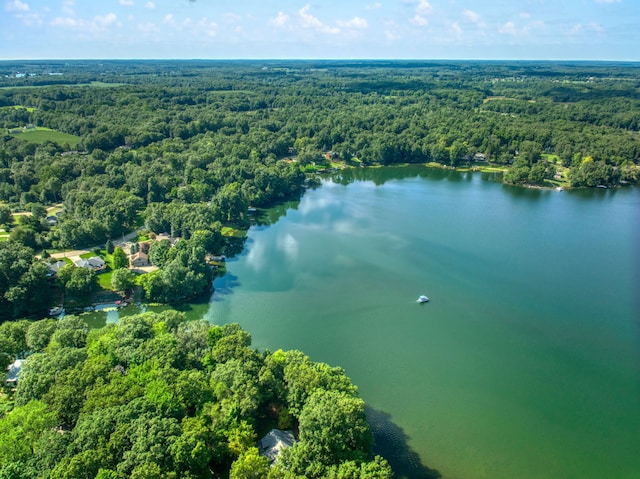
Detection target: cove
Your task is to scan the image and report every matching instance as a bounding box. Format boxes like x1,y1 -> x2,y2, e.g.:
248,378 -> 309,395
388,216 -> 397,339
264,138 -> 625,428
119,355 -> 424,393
96,166 -> 640,479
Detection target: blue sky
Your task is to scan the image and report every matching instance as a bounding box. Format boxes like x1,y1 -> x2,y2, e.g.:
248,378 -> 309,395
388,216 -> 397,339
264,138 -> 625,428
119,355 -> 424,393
2,0 -> 639,60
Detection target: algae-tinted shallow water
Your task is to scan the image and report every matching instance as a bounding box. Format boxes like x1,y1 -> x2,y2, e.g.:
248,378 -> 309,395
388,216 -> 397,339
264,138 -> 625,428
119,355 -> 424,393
207,167 -> 640,479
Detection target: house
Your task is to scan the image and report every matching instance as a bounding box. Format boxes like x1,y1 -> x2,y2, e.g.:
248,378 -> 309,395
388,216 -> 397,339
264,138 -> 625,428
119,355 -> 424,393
6,359 -> 23,387
473,153 -> 487,162
74,256 -> 106,271
47,260 -> 67,277
156,233 -> 180,246
46,215 -> 58,226
257,429 -> 296,462
74,259 -> 91,269
130,251 -> 150,267
87,257 -> 106,270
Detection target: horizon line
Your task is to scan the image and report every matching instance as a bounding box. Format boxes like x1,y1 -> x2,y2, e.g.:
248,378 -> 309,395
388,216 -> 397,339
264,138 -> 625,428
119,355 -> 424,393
1,58 -> 639,64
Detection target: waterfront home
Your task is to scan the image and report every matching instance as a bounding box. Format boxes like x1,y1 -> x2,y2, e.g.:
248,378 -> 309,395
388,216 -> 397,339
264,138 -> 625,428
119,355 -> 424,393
257,429 -> 296,462
6,359 -> 23,387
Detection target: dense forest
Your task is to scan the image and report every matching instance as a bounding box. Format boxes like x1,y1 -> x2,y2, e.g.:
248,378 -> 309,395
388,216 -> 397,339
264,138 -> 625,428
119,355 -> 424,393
0,60 -> 639,320
0,312 -> 391,478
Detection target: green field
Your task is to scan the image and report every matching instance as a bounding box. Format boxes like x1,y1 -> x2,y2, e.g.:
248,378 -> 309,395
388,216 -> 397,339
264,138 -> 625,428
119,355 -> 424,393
1,105 -> 36,112
0,81 -> 127,90
8,127 -> 81,147
221,226 -> 245,237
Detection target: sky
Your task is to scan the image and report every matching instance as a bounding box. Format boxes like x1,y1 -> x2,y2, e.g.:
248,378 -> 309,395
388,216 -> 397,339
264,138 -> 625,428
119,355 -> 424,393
2,0 -> 639,61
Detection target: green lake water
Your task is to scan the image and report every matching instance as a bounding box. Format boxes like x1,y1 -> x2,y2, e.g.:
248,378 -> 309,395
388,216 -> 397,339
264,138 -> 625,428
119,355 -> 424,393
95,166 -> 640,479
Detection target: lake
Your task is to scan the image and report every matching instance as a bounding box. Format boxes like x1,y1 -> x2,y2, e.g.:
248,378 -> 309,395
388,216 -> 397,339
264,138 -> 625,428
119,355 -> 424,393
96,166 -> 640,479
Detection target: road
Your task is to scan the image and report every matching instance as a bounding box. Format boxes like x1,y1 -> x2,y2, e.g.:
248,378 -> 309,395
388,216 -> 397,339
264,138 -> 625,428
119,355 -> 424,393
49,227 -> 145,261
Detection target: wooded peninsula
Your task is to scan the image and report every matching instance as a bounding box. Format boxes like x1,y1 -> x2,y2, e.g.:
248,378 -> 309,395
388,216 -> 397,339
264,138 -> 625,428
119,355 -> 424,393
1,60 -> 639,478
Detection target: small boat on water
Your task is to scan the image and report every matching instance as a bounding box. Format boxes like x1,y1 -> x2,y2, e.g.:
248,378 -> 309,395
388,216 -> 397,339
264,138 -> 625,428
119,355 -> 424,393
417,295 -> 429,303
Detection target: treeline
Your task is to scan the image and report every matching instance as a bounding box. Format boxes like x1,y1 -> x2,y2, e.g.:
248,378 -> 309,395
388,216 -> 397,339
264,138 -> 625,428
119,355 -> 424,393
0,312 -> 392,478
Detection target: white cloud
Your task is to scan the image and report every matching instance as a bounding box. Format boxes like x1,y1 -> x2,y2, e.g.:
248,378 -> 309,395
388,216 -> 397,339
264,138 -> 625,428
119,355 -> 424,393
410,14 -> 428,26
223,13 -> 242,24
145,1 -> 155,9
164,13 -> 175,25
5,0 -> 29,12
410,0 -> 432,27
594,0 -> 620,3
451,21 -> 462,35
385,29 -> 400,40
499,21 -> 518,35
199,17 -> 218,37
138,22 -> 158,33
4,0 -> 44,26
570,22 -> 604,34
298,4 -> 340,35
519,12 -> 531,19
95,13 -> 118,26
463,9 -> 484,25
270,11 -> 289,27
416,0 -> 432,15
337,16 -> 368,29
384,21 -> 400,40
62,0 -> 74,15
182,16 -> 218,37
51,12 -> 120,32
366,2 -> 382,9
119,0 -> 134,6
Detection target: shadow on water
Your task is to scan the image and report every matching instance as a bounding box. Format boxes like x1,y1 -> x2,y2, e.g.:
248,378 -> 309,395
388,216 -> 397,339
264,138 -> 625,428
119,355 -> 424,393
224,236 -> 247,257
366,406 -> 441,479
330,164 -> 485,187
211,271 -> 241,300
253,200 -> 301,227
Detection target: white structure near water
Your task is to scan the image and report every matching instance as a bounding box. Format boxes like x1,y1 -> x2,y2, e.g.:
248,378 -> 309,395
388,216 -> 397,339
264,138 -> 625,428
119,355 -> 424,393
257,429 -> 296,462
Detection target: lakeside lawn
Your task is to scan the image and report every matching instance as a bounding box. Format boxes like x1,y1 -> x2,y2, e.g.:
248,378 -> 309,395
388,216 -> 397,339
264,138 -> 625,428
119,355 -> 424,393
221,226 -> 245,238
97,271 -> 115,291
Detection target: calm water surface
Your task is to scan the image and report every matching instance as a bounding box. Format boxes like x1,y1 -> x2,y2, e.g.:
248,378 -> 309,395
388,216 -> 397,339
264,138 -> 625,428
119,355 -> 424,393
99,166 -> 640,479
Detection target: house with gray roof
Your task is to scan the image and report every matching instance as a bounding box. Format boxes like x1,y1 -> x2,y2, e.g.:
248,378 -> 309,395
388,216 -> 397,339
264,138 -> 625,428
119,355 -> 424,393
257,429 -> 296,462
6,359 -> 23,386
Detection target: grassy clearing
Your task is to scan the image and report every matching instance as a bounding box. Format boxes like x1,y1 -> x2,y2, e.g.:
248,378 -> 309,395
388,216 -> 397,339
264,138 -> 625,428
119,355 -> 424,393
221,226 -> 245,238
98,271 -> 115,291
0,82 -> 127,90
87,82 -> 128,88
46,203 -> 64,215
483,96 -> 510,103
1,105 -> 36,112
9,127 -> 81,147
